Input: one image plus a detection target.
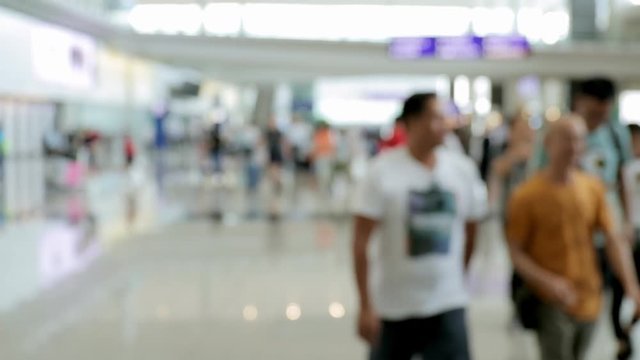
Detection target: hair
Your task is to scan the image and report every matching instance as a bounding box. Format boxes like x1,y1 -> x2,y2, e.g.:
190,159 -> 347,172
399,93 -> 437,126
578,78 -> 616,102
544,114 -> 586,144
628,124 -> 640,136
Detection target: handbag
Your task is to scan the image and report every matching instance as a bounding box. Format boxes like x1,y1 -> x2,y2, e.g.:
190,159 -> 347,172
512,273 -> 540,330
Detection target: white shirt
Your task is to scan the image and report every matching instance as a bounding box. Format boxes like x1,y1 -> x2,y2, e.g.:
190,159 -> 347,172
354,147 -> 487,320
443,132 -> 465,154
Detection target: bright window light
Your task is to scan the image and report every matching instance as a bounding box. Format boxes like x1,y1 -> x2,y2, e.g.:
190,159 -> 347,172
232,4 -> 471,41
385,6 -> 471,38
471,7 -> 515,36
203,3 -> 242,35
475,98 -> 492,115
474,76 -> 492,116
473,76 -> 491,97
314,76 -> 442,126
620,91 -> 640,124
517,8 -> 543,42
128,4 -> 202,35
454,76 -> 471,109
541,11 -> 570,45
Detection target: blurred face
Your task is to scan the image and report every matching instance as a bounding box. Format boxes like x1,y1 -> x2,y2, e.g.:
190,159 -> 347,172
406,98 -> 447,148
510,117 -> 535,146
575,96 -> 612,130
546,119 -> 587,168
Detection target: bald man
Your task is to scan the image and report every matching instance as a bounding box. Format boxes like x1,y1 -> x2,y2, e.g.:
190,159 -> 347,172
506,116 -> 640,360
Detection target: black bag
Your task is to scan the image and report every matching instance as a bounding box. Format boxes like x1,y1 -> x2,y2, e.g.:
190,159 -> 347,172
512,273 -> 540,330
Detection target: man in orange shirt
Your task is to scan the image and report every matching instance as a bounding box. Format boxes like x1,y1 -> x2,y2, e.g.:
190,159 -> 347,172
507,115 -> 640,360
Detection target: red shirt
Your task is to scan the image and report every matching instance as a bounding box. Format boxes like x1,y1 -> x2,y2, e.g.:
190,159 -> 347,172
379,124 -> 407,151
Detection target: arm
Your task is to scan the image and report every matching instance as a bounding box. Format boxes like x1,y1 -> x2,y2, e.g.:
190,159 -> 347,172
463,157 -> 489,270
619,165 -> 638,248
599,177 -> 640,296
353,215 -> 380,345
604,228 -> 640,299
488,159 -> 508,207
464,222 -> 478,271
353,215 -> 378,311
619,168 -> 633,228
508,242 -> 577,308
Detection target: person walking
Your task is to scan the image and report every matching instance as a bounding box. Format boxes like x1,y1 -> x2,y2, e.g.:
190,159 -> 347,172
529,78 -> 635,359
507,116 -> 640,360
353,93 -> 487,360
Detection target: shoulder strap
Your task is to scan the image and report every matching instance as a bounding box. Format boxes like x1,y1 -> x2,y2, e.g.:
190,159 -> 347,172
608,123 -> 625,170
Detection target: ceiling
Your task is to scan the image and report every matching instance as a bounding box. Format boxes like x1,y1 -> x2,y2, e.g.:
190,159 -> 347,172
112,33 -> 640,83
133,0 -> 564,6
3,0 -> 640,83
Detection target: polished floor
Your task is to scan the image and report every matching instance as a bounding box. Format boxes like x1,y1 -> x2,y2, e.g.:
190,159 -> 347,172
0,160 -> 637,360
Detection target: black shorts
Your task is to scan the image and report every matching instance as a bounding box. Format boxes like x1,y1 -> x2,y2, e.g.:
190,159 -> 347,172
370,308 -> 470,360
269,150 -> 284,165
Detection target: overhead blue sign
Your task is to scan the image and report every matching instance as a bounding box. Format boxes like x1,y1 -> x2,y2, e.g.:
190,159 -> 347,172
389,35 -> 531,60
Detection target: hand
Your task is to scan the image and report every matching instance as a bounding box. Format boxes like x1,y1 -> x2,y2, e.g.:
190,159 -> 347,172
547,276 -> 578,310
357,306 -> 380,346
630,291 -> 640,321
510,143 -> 532,163
623,222 -> 636,246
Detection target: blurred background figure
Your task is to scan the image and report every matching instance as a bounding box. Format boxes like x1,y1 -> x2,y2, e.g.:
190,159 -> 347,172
488,110 -> 535,213
378,117 -> 407,152
287,115 -> 313,175
312,121 -> 336,195
620,123 -> 640,359
486,109 -> 535,327
124,133 -> 136,169
265,118 -> 287,193
208,122 -> 225,176
242,122 -> 266,195
443,100 -> 466,154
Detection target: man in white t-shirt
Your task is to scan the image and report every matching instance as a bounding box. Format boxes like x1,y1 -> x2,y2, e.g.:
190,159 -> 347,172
353,93 -> 487,360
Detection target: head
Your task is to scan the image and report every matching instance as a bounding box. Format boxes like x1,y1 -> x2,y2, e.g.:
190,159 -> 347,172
574,78 -> 616,131
628,124 -> 640,158
545,115 -> 588,169
509,113 -> 534,147
400,93 -> 446,149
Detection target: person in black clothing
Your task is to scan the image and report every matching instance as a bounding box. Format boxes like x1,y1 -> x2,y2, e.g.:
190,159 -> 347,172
265,119 -> 287,192
209,123 -> 225,174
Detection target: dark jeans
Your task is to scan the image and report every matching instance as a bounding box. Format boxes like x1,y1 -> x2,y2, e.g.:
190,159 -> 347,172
611,244 -> 640,341
370,309 -> 471,360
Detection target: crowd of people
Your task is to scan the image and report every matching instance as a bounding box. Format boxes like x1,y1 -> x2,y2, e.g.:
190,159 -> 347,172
352,78 -> 640,360
202,115 -> 372,200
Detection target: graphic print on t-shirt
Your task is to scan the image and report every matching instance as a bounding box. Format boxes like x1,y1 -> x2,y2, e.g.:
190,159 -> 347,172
582,150 -> 608,182
407,187 -> 457,257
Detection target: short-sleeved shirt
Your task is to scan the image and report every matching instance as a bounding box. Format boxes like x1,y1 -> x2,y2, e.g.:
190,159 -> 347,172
354,147 -> 487,320
529,123 -> 632,230
506,172 -> 615,321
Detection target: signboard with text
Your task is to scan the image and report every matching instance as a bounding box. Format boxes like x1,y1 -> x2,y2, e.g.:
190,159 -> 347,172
389,35 -> 531,60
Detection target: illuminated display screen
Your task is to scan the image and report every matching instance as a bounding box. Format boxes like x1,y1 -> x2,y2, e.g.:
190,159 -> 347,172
31,23 -> 97,89
389,35 -> 531,60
